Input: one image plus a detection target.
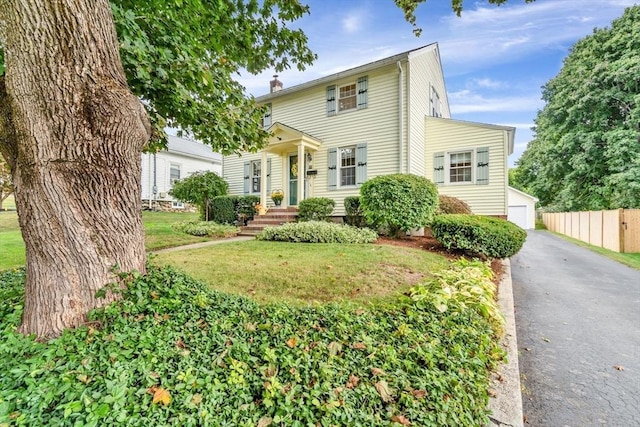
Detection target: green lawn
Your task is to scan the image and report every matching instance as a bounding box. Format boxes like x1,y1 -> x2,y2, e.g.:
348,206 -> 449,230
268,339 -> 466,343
152,240 -> 449,306
1,194 -> 15,211
0,210 -> 218,271
551,231 -> 640,270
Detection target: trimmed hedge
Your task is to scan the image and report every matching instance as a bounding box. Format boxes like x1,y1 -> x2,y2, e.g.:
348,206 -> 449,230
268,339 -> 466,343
431,214 -> 527,258
208,195 -> 260,225
436,195 -> 472,215
297,197 -> 335,222
257,221 -> 377,243
344,196 -> 366,227
360,174 -> 439,237
209,195 -> 236,224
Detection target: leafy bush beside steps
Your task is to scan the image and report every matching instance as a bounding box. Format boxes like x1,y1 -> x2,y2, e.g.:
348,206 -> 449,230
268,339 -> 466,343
257,220 -> 377,243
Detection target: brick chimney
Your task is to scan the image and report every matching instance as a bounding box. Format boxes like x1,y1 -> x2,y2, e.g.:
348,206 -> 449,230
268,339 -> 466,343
270,74 -> 283,93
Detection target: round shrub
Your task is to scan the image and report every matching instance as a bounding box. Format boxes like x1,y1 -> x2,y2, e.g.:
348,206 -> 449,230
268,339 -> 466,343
257,221 -> 377,243
431,214 -> 527,258
436,194 -> 472,215
360,174 -> 438,237
297,197 -> 335,222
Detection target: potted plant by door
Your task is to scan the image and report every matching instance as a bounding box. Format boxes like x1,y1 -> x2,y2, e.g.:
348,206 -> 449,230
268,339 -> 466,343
271,189 -> 284,206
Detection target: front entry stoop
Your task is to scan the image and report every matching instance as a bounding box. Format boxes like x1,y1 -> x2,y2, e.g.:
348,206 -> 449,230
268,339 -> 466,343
239,207 -> 298,236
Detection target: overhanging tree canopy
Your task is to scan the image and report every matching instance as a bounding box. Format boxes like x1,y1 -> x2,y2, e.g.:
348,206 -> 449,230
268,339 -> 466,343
517,6 -> 640,211
0,0 -> 533,338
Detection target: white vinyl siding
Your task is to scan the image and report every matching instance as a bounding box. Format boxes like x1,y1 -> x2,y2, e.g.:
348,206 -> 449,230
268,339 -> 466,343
141,151 -> 221,202
425,116 -> 510,216
407,45 -> 450,176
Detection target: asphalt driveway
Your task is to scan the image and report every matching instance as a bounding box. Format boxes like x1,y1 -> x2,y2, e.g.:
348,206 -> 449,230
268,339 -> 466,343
511,230 -> 640,426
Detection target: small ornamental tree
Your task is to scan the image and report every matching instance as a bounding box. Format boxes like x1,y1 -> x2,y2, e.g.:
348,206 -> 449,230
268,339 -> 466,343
360,174 -> 439,237
169,171 -> 228,220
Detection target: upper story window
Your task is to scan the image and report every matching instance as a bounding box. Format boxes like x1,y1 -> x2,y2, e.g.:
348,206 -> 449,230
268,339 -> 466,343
339,84 -> 357,112
169,163 -> 181,185
261,103 -> 272,129
327,76 -> 368,116
430,85 -> 442,118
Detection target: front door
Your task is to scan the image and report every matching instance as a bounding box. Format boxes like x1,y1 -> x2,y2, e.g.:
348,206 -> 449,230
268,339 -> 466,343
289,154 -> 298,206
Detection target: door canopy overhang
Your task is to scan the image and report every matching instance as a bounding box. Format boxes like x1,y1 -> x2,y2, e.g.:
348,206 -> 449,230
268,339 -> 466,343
264,122 -> 322,155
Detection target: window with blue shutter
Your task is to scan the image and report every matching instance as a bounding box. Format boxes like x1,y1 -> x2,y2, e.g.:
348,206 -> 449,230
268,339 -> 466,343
476,147 -> 489,185
243,161 -> 250,194
327,148 -> 337,190
355,143 -> 367,185
326,85 -> 336,116
357,76 -> 368,109
433,153 -> 444,185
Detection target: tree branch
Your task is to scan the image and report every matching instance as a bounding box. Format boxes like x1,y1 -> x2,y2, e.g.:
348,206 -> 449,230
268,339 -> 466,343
0,75 -> 18,172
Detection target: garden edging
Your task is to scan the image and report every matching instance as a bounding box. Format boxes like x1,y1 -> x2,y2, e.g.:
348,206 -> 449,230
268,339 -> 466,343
487,259 -> 524,427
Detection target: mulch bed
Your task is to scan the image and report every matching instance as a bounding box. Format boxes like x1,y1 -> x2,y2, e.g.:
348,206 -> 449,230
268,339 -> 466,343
375,235 -> 504,285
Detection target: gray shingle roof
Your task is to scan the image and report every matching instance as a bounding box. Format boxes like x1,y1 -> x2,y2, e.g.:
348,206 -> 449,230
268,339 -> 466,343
166,135 -> 222,163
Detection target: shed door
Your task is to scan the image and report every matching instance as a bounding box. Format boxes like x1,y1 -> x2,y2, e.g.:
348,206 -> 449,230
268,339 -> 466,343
508,205 -> 528,229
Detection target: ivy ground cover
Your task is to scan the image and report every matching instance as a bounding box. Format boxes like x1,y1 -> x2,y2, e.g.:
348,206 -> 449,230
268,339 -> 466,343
0,260 -> 504,426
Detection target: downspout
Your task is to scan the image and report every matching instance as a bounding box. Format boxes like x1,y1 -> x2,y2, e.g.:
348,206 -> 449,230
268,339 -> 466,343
397,60 -> 403,173
152,154 -> 157,210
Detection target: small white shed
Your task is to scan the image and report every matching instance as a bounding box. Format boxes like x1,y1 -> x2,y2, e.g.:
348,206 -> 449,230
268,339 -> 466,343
508,187 -> 538,229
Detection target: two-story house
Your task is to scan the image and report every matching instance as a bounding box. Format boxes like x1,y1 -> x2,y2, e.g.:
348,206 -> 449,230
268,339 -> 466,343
223,43 -> 514,218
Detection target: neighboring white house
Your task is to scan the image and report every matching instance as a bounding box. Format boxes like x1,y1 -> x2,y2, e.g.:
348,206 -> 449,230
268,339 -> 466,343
141,135 -> 222,210
508,187 -> 538,229
223,43 -> 514,218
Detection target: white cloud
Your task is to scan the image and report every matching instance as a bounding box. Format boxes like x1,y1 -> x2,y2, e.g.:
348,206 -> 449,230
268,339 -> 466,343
449,90 -> 543,114
469,78 -> 508,89
432,0 -> 634,72
342,14 -> 362,33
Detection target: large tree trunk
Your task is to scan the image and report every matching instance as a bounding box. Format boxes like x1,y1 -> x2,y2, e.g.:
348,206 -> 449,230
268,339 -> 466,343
0,0 -> 150,339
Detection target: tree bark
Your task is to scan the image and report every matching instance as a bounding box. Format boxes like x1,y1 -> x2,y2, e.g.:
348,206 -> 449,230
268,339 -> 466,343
0,0 -> 150,339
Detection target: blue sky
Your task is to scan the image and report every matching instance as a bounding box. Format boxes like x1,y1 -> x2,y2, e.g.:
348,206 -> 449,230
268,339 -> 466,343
237,0 -> 636,166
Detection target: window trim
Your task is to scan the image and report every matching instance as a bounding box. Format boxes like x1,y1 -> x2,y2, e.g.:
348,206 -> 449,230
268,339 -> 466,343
447,150 -> 474,185
171,201 -> 185,209
261,103 -> 272,129
338,145 -> 357,188
250,160 -> 261,194
169,163 -> 181,185
338,83 -> 357,112
430,85 -> 442,118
